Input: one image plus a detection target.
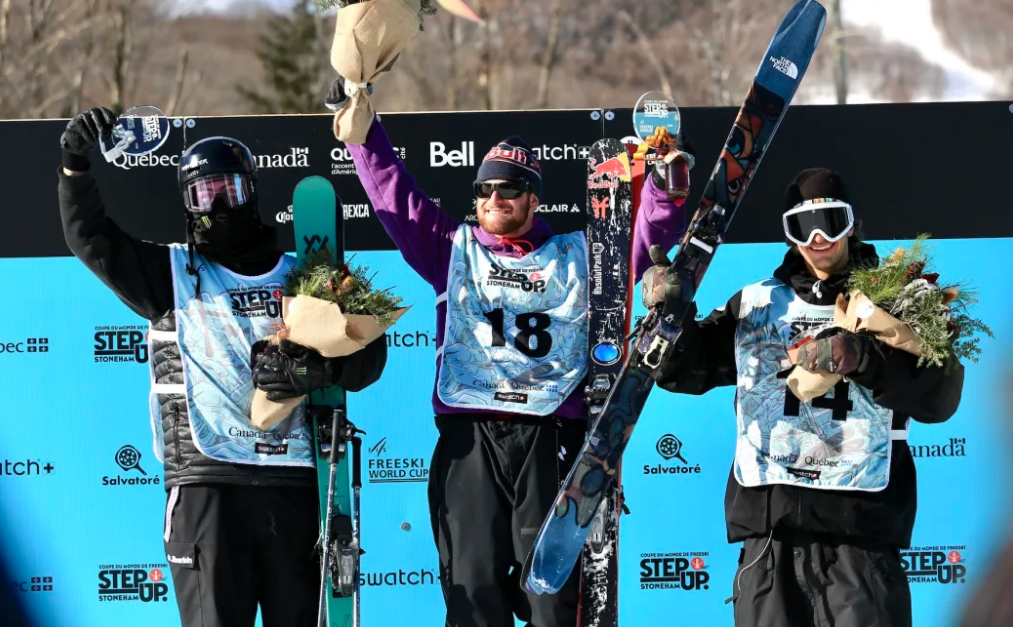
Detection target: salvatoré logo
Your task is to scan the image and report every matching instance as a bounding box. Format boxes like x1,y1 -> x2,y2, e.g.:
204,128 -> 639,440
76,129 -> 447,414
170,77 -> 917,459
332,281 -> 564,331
97,563 -> 170,602
901,545 -> 968,584
0,337 -> 49,354
639,552 -> 710,591
367,436 -> 429,485
93,325 -> 148,364
103,444 -> 160,487
0,458 -> 55,477
644,434 -> 702,477
7,575 -> 53,593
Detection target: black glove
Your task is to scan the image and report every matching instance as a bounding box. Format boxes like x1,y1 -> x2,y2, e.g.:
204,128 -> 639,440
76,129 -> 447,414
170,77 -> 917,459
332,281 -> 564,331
794,328 -> 866,376
60,107 -> 118,172
641,244 -> 682,310
252,339 -> 335,401
325,76 -> 374,112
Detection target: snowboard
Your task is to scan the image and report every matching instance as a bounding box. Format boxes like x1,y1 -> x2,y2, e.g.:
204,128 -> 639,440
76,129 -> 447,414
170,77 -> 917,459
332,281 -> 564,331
291,175 -> 355,627
522,0 -> 828,596
577,138 -> 634,627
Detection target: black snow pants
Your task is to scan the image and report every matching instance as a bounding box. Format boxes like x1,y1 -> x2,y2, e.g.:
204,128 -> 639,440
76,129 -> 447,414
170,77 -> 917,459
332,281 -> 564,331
428,413 -> 588,627
163,484 -> 321,627
730,529 -> 913,627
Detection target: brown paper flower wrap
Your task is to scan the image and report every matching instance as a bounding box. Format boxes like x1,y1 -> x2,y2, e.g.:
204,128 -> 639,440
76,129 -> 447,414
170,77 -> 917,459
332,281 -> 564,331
250,249 -> 410,430
785,235 -> 992,403
319,0 -> 481,145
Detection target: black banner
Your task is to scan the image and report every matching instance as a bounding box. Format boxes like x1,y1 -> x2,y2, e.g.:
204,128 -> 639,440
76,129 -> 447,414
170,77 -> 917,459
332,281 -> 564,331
7,100 -> 1012,259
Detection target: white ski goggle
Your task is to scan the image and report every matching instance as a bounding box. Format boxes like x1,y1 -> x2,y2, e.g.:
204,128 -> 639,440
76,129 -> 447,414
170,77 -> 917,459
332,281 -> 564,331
782,199 -> 854,247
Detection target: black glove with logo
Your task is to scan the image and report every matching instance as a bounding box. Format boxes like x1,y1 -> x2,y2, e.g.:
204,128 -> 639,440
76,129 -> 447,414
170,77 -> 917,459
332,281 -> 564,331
60,106 -> 118,172
641,244 -> 682,310
794,328 -> 865,376
252,339 -> 335,401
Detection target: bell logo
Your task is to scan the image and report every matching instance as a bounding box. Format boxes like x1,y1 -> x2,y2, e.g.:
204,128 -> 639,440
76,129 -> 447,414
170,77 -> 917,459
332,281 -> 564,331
430,141 -> 474,167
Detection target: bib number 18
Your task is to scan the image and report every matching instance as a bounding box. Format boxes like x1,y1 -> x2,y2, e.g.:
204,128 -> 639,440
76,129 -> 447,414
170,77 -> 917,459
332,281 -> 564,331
483,308 -> 553,358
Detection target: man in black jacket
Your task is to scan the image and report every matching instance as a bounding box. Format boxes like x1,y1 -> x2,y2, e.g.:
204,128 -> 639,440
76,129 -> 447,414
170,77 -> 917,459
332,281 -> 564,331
641,168 -> 964,627
57,107 -> 388,627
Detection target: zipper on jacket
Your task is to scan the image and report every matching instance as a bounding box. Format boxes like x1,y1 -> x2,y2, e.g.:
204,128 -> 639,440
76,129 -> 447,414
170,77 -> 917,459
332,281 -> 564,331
174,413 -> 183,467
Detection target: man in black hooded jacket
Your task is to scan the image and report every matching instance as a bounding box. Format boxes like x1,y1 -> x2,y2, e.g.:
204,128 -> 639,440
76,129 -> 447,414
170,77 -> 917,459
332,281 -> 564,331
57,107 -> 388,627
640,168 -> 965,627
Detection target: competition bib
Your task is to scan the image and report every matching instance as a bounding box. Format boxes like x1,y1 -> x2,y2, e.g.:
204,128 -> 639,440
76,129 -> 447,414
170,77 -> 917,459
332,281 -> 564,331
436,225 -> 589,415
732,278 -> 903,492
159,244 -> 313,467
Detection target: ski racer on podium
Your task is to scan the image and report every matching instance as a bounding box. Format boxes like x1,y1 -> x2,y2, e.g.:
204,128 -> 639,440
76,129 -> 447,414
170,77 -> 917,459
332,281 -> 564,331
56,106 -> 388,627
327,77 -> 695,627
642,167 -> 965,627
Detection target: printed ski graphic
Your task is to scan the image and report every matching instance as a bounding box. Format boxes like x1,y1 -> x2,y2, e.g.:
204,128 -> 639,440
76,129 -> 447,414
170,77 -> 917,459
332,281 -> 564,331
521,0 -> 827,596
577,138 -> 634,627
291,176 -> 356,627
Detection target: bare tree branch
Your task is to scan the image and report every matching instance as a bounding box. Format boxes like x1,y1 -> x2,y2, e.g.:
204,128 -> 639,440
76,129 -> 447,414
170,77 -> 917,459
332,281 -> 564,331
535,0 -> 564,108
165,47 -> 189,116
617,9 -> 673,103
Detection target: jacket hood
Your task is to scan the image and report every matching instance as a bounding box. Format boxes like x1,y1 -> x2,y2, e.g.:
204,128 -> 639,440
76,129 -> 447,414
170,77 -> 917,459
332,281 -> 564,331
773,239 -> 879,306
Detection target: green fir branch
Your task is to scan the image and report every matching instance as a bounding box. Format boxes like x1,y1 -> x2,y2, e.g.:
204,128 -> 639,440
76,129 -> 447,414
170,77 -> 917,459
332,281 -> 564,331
285,246 -> 404,328
846,234 -> 993,368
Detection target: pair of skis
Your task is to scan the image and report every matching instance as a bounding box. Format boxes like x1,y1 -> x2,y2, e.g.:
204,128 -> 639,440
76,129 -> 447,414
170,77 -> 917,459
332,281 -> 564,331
523,0 -> 828,616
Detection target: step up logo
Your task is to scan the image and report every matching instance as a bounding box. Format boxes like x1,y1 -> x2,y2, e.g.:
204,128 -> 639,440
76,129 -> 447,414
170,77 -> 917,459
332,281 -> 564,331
228,286 -> 284,319
93,325 -> 148,364
103,444 -> 161,487
367,436 -> 429,485
97,564 -> 170,602
901,545 -> 968,584
639,552 -> 710,591
644,434 -> 703,477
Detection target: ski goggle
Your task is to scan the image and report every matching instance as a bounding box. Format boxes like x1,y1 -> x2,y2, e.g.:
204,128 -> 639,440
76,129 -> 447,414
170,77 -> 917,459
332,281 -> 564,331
782,199 -> 854,247
474,180 -> 529,200
184,173 -> 252,214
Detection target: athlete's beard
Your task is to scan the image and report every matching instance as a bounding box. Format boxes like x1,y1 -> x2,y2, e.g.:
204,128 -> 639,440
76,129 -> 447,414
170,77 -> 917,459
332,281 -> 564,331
479,200 -> 532,236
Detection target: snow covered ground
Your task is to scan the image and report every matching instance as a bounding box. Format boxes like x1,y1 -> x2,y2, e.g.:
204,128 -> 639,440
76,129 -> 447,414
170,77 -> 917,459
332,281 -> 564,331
172,0 -> 1000,104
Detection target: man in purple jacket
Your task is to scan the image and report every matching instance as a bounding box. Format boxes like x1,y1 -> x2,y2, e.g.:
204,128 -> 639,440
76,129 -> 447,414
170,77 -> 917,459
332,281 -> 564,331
329,78 -> 692,627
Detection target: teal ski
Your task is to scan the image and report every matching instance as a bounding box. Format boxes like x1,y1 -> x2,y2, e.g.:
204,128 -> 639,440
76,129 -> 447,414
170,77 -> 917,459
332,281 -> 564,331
291,175 -> 364,627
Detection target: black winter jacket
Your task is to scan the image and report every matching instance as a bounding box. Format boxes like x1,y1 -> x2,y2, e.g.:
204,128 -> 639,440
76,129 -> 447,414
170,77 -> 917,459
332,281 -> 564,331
58,168 -> 388,489
652,241 -> 964,548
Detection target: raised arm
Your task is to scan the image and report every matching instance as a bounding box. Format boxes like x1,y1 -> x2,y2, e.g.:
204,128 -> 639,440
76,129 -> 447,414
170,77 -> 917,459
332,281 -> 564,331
346,115 -> 460,288
58,108 -> 174,321
631,172 -> 689,284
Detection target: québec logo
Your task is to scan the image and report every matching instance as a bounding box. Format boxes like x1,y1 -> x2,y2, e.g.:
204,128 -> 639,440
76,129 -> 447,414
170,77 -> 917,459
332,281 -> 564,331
8,575 -> 53,593
0,337 -> 49,354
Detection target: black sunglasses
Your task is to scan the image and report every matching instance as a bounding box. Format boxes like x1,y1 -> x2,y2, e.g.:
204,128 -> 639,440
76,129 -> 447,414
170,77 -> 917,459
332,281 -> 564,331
474,180 -> 529,200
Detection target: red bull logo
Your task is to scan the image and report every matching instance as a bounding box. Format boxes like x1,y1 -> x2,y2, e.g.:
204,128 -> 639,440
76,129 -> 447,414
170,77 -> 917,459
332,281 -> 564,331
588,153 -> 632,189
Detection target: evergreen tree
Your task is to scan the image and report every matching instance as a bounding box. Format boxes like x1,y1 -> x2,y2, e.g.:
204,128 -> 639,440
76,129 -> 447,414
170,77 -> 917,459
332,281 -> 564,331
237,0 -> 330,114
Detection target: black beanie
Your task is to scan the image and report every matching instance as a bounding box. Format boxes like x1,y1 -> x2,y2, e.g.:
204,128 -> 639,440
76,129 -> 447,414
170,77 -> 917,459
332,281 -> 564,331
475,136 -> 543,199
784,167 -> 851,211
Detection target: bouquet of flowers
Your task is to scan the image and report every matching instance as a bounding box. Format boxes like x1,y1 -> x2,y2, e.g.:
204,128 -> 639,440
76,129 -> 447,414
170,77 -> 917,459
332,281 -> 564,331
250,247 -> 410,429
316,0 -> 481,145
786,234 -> 992,402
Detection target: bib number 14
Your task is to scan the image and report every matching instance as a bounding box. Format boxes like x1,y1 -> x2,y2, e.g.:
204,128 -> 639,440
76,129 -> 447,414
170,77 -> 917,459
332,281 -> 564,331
482,308 -> 553,358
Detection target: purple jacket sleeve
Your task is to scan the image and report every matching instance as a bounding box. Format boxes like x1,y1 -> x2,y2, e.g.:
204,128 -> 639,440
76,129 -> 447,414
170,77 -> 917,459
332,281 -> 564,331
631,174 -> 688,283
346,117 -> 459,289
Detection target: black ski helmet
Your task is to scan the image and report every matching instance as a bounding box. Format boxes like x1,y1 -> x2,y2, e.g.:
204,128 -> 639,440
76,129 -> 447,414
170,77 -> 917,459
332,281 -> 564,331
177,135 -> 259,213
